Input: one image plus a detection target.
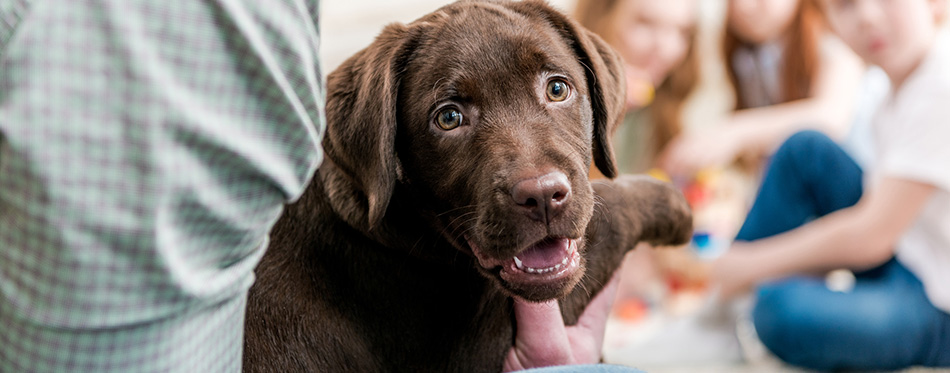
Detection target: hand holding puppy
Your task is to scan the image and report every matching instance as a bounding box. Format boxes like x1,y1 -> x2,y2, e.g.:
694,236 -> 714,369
503,272 -> 621,371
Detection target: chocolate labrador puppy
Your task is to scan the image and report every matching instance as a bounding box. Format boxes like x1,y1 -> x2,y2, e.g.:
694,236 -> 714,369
243,0 -> 692,371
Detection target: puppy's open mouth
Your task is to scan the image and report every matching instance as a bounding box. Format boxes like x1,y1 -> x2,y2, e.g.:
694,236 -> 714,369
468,236 -> 581,291
506,237 -> 579,277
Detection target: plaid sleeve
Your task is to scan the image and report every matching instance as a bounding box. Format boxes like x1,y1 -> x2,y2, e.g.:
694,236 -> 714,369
0,0 -> 324,371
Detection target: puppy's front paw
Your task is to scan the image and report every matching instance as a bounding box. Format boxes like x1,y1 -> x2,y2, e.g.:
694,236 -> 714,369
593,175 -> 692,249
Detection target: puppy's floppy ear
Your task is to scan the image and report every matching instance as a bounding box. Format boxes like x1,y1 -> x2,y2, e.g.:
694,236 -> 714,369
321,23 -> 424,231
507,0 -> 626,178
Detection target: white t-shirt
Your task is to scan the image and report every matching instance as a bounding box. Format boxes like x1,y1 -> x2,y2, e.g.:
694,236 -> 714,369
871,31 -> 950,313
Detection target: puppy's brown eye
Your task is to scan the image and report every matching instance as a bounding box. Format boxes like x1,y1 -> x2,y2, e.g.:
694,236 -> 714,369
546,79 -> 570,102
436,108 -> 463,130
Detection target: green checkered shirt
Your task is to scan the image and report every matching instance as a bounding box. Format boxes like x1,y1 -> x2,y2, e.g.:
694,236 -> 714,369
0,0 -> 324,371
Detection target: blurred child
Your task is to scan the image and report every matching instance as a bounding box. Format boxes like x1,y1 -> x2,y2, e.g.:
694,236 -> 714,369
712,0 -> 950,370
574,0 -> 700,174
573,0 -> 703,311
660,0 -> 866,177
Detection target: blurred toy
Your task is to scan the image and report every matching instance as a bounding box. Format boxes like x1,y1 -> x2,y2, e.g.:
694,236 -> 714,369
626,68 -> 656,109
614,297 -> 651,322
690,230 -> 727,260
648,168 -> 720,209
647,168 -> 672,183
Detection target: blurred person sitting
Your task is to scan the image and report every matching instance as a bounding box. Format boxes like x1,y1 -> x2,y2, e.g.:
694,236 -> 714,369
660,0 -> 867,178
712,0 -> 950,370
574,0 -> 700,175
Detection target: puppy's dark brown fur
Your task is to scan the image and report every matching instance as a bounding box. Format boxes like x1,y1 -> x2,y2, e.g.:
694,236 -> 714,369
243,1 -> 692,371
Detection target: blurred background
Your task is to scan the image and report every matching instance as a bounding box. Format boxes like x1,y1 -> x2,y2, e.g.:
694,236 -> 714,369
319,1 -> 946,372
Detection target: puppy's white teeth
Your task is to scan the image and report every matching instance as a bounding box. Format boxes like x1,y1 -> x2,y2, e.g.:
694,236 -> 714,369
518,263 -> 563,274
516,251 -> 576,274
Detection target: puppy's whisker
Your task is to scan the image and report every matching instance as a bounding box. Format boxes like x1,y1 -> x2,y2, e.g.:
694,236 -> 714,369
443,212 -> 478,239
447,217 -> 481,244
579,60 -> 597,86
406,236 -> 425,258
437,204 -> 478,218
432,77 -> 447,92
576,274 -> 593,299
443,214 -> 478,239
445,211 -> 478,231
592,195 -> 610,221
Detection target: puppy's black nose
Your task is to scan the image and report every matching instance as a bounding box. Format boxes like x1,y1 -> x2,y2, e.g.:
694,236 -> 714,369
511,172 -> 571,224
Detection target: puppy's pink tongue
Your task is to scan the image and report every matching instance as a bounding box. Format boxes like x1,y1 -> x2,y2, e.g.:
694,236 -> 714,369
514,238 -> 572,269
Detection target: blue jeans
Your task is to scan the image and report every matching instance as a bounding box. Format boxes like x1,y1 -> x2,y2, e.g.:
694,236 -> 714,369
735,130 -> 950,371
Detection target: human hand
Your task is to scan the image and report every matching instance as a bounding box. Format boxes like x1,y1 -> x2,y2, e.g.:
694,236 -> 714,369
502,272 -> 622,372
709,243 -> 759,300
658,127 -> 746,178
